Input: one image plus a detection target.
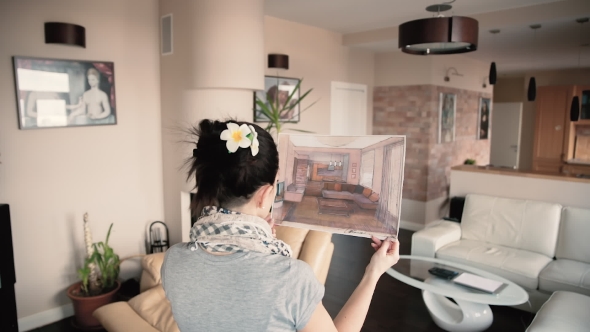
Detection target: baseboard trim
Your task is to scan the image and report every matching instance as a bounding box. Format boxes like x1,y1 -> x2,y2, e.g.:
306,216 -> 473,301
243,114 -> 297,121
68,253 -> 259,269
18,303 -> 73,332
399,220 -> 424,232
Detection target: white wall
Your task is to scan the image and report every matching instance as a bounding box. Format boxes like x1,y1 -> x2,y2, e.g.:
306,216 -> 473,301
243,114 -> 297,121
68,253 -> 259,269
0,0 -> 163,329
265,16 -> 375,135
450,168 -> 590,209
374,51 -> 493,94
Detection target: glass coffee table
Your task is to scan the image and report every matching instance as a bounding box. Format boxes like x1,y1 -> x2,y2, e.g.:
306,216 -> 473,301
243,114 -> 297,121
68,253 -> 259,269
386,255 -> 529,332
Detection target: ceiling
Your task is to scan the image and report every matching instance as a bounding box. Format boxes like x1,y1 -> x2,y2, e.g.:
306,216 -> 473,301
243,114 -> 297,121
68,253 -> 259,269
264,0 -> 590,73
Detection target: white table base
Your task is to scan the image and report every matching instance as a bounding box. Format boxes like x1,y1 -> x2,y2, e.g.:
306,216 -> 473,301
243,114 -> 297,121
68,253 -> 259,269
422,290 -> 493,332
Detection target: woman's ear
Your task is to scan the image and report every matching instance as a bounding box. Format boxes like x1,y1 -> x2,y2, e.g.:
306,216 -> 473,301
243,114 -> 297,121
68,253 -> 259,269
254,184 -> 274,208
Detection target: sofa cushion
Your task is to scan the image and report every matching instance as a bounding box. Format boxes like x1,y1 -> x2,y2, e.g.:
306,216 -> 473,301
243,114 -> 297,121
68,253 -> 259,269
323,190 -> 354,201
342,184 -> 356,193
275,225 -> 309,258
362,188 -> 372,198
334,183 -> 342,191
368,192 -> 379,202
556,207 -> 590,263
437,239 -> 552,289
461,194 -> 562,258
324,183 -> 335,190
539,259 -> 590,296
526,291 -> 590,332
128,285 -> 180,332
93,301 -> 160,332
354,185 -> 364,194
140,253 -> 166,292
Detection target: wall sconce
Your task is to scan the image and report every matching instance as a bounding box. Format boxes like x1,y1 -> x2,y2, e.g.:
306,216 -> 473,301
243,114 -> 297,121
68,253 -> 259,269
482,76 -> 489,88
444,67 -> 463,82
44,22 -> 86,48
268,53 -> 289,70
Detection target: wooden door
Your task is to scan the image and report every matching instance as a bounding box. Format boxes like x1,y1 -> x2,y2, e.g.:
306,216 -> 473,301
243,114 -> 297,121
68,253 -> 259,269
533,86 -> 570,173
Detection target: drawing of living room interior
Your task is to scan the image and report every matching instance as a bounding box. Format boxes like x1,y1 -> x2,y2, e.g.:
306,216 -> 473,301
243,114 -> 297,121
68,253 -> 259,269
275,135 -> 404,236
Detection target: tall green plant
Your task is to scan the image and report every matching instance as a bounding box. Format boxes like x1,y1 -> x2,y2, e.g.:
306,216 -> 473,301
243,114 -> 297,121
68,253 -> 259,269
77,222 -> 120,296
254,78 -> 317,135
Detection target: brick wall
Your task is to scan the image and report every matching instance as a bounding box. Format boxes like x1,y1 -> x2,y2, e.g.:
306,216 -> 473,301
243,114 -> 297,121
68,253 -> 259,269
373,85 -> 491,202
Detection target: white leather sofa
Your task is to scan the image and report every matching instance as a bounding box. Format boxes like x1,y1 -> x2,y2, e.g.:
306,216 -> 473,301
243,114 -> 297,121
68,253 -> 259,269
411,194 -> 590,312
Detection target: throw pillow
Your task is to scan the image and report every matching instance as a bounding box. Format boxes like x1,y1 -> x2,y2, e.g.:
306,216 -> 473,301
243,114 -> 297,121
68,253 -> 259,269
369,192 -> 380,202
325,183 -> 335,190
342,184 -> 355,193
334,183 -> 342,191
354,185 -> 364,194
362,188 -> 372,198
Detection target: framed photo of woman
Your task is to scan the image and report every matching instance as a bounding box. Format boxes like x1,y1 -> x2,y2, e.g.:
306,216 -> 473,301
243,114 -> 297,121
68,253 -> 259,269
478,98 -> 491,140
253,76 -> 300,123
438,93 -> 456,143
12,56 -> 117,129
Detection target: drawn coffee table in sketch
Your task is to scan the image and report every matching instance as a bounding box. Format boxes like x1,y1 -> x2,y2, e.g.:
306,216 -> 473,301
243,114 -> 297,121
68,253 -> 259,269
387,255 -> 528,332
317,197 -> 353,217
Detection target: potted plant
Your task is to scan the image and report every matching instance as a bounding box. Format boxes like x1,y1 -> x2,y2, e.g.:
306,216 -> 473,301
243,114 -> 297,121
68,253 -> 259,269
254,78 -> 316,136
67,213 -> 121,329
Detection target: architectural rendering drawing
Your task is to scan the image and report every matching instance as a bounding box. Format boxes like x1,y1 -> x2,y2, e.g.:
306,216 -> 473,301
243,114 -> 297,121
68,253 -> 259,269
273,134 -> 406,239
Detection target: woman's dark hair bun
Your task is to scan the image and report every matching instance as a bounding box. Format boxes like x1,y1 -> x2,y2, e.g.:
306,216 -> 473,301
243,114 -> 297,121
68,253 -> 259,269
188,119 -> 278,215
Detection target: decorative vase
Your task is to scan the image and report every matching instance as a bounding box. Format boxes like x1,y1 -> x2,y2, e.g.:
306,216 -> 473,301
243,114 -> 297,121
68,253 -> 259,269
67,280 -> 121,329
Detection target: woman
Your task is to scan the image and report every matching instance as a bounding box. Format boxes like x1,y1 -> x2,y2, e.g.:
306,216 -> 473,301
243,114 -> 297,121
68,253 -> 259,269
162,119 -> 400,332
68,68 -> 114,125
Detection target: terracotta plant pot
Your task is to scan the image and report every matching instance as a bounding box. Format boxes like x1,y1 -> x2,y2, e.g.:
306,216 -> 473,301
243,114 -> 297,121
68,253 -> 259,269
67,280 -> 121,329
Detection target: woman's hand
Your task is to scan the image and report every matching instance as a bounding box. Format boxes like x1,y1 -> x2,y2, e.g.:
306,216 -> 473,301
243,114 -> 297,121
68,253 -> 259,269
366,236 -> 400,277
264,214 -> 276,238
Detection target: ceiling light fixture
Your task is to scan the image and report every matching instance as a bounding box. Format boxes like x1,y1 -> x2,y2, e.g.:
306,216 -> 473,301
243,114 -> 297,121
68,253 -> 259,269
398,0 -> 479,55
488,29 -> 500,85
571,17 -> 589,122
527,24 -> 541,102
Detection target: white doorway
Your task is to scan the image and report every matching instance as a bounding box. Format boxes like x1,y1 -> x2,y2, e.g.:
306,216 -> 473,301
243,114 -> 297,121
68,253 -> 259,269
490,102 -> 522,168
330,81 -> 368,135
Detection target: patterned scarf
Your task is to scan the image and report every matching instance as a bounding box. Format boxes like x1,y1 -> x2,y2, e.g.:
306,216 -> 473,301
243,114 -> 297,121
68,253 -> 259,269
189,206 -> 292,257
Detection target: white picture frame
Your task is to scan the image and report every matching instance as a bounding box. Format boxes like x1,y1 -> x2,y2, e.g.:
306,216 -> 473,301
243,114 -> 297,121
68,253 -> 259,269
439,92 -> 456,143
477,97 -> 491,140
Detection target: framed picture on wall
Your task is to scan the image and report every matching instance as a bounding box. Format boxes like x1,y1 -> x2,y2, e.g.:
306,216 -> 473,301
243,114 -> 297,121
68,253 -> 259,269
438,92 -> 456,143
253,76 -> 300,123
12,56 -> 117,130
477,97 -> 491,140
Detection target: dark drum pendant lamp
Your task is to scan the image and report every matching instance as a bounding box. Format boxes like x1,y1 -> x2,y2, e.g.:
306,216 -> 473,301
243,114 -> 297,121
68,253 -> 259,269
571,96 -> 580,122
399,16 -> 478,55
44,22 -> 86,48
489,62 -> 497,85
268,54 -> 289,70
528,77 -> 537,102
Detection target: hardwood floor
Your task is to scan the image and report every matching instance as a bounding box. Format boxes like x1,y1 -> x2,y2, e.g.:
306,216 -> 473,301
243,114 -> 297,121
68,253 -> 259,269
34,229 -> 534,332
323,229 -> 535,332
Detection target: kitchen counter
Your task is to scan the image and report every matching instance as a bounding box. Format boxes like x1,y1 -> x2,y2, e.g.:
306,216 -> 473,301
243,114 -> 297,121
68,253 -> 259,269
451,165 -> 590,184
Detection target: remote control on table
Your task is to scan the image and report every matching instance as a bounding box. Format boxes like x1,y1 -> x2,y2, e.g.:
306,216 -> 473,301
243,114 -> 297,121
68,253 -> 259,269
428,267 -> 460,280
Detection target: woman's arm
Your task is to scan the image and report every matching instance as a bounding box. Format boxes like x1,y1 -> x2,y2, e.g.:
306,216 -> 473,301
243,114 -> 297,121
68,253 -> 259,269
300,238 -> 400,332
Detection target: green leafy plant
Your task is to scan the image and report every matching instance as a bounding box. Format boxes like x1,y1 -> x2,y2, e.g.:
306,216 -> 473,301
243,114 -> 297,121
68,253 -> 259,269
464,159 -> 476,165
77,223 -> 120,297
254,78 -> 317,135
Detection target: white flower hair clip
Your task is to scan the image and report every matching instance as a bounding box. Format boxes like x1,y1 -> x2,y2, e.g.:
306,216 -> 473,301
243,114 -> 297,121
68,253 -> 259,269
220,122 -> 260,156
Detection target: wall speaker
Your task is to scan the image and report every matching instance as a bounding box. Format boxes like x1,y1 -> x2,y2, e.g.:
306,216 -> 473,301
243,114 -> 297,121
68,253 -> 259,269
161,14 -> 173,55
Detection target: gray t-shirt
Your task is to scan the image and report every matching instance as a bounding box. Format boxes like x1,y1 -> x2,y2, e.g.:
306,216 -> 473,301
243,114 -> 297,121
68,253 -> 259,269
161,243 -> 324,332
